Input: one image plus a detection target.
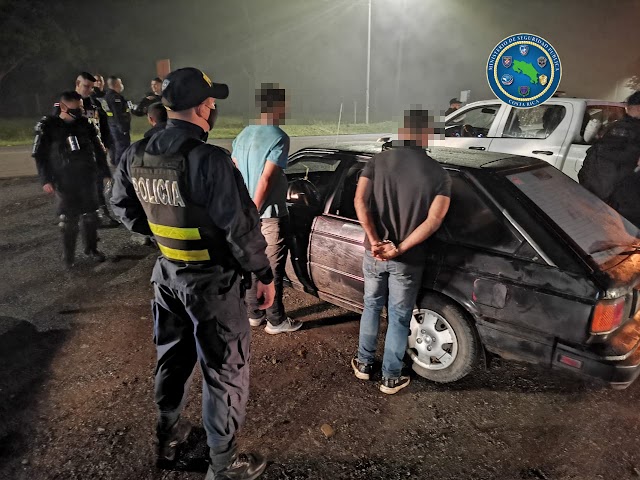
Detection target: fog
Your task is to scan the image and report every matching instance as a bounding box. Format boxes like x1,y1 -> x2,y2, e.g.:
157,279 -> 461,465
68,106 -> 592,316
1,0 -> 638,118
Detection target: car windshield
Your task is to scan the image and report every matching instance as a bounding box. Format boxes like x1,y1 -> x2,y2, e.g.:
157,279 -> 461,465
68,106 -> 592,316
506,166 -> 640,267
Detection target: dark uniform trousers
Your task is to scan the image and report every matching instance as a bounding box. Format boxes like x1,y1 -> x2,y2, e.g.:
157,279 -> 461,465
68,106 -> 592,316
151,278 -> 250,451
110,127 -> 131,167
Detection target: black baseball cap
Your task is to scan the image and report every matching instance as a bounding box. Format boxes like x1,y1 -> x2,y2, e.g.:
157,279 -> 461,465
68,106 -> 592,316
161,67 -> 229,111
626,91 -> 640,106
449,98 -> 461,105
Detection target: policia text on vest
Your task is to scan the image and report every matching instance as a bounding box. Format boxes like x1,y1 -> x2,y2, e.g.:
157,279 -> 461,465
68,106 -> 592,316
132,176 -> 186,207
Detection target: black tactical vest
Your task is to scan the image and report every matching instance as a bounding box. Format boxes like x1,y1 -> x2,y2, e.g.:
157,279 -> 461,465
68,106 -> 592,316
130,138 -> 231,265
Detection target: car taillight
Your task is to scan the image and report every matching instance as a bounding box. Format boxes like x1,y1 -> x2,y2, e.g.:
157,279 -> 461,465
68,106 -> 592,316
590,297 -> 625,334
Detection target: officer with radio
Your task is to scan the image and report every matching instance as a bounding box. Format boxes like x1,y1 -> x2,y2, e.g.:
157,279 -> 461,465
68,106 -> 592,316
111,68 -> 273,480
32,91 -> 111,268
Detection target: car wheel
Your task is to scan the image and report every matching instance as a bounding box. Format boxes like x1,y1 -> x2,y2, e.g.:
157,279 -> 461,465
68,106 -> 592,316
407,294 -> 479,383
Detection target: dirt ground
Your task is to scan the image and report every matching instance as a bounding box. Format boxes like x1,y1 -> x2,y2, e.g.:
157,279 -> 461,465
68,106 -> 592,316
2,176 -> 640,480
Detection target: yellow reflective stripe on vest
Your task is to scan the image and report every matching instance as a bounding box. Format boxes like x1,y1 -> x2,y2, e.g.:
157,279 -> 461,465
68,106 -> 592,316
106,112 -> 113,116
148,222 -> 202,240
157,244 -> 211,262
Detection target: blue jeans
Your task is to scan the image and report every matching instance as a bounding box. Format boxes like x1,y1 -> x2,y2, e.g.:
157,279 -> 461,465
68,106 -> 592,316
357,250 -> 424,379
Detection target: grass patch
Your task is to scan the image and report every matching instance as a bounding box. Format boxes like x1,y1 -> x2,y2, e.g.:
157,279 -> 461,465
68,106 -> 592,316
0,116 -> 396,147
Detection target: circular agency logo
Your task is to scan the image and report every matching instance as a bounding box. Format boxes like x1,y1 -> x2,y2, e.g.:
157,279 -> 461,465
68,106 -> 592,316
487,33 -> 561,108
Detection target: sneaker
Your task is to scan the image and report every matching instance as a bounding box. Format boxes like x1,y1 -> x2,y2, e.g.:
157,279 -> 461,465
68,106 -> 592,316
206,452 -> 267,480
84,249 -> 106,262
351,357 -> 373,380
156,419 -> 192,468
380,376 -> 411,395
249,316 -> 266,327
264,317 -> 302,335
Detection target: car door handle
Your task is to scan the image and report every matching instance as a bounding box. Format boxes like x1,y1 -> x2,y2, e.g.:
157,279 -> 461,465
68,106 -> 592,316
468,146 -> 485,151
532,150 -> 553,155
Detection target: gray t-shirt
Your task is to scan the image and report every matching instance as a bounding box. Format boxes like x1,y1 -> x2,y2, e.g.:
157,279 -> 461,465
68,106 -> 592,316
361,143 -> 451,264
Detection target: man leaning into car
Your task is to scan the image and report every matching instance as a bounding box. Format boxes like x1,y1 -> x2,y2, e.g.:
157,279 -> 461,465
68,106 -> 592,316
351,109 -> 451,394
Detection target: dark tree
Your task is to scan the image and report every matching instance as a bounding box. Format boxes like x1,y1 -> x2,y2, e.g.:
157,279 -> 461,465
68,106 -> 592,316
0,0 -> 73,88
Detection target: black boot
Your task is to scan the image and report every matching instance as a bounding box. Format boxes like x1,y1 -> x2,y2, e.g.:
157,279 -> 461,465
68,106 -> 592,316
156,419 -> 192,468
60,215 -> 79,269
81,212 -> 106,262
206,442 -> 267,480
97,205 -> 120,228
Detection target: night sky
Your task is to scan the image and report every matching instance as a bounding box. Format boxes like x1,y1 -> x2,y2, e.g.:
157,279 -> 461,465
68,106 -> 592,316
0,0 -> 638,118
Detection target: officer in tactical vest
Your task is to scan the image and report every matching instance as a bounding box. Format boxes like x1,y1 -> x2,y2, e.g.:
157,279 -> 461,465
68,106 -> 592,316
579,91 -> 640,212
111,68 -> 274,480
32,91 -> 111,268
74,71 -> 119,228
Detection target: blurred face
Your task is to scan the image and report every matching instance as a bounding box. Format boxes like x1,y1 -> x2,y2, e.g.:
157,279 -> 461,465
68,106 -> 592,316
109,79 -> 124,93
94,76 -> 104,90
451,102 -> 462,110
76,77 -> 94,98
151,80 -> 162,95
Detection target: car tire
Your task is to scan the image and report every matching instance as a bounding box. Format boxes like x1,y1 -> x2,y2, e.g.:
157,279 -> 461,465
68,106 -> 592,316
407,293 -> 480,383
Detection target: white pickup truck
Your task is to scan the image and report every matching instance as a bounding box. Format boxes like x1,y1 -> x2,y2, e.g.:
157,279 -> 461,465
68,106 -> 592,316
436,98 -> 625,181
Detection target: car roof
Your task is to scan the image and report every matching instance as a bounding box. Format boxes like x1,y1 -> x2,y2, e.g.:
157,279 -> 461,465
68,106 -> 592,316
295,143 -> 548,171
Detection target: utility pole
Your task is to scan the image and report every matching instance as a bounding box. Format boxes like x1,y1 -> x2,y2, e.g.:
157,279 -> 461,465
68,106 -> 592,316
366,0 -> 371,124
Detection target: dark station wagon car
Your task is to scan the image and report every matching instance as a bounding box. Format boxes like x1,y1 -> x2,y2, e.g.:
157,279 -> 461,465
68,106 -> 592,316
283,143 -> 640,388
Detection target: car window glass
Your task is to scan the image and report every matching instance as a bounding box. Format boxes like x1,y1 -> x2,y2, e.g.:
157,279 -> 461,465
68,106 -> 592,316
576,104 -> 626,144
502,104 -> 566,139
442,173 -> 523,254
445,105 -> 500,138
332,164 -> 364,220
286,156 -> 342,204
286,157 -> 341,175
507,166 -> 640,267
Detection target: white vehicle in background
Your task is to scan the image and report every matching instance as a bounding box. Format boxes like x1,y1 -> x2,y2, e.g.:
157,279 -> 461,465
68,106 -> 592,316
436,98 -> 625,181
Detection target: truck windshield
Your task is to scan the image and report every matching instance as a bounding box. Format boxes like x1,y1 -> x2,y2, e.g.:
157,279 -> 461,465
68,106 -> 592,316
506,166 -> 640,267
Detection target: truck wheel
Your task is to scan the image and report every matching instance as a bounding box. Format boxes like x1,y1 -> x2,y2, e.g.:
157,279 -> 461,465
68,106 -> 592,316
407,294 -> 479,383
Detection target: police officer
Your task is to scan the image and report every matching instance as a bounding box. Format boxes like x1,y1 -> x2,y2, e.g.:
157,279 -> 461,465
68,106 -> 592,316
579,91 -> 640,216
111,68 -> 274,480
102,76 -> 131,166
75,71 -> 119,227
144,102 -> 168,138
33,91 -> 110,268
132,77 -> 163,117
92,74 -> 106,98
445,98 -> 462,116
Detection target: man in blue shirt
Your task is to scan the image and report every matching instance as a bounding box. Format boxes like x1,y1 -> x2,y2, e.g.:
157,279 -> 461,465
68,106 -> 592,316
233,84 -> 302,334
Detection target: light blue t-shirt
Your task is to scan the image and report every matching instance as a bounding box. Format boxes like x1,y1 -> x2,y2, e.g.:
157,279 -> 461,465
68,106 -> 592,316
232,125 -> 290,219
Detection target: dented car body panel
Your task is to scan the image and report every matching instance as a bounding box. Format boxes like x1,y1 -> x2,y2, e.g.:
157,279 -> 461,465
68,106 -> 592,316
284,144 -> 640,388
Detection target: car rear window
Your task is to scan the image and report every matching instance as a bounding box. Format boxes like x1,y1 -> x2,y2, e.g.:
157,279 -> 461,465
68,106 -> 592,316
506,166 -> 640,267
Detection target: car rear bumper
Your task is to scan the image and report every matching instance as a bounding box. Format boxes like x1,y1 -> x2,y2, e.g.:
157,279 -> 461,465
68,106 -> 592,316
552,342 -> 640,389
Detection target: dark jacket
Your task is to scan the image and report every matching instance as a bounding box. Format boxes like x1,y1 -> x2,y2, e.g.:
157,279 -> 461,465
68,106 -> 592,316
82,96 -> 113,150
579,115 -> 640,204
132,92 -> 162,117
110,119 -> 273,293
102,89 -> 131,132
32,115 -> 110,186
143,121 -> 166,139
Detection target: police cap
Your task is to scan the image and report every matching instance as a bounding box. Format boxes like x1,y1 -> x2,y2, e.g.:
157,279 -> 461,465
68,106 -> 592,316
161,67 -> 229,111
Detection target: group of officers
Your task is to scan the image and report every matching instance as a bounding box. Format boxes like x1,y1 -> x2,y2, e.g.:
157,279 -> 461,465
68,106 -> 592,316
31,67 -> 299,479
30,63 -> 640,480
32,72 -> 167,267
